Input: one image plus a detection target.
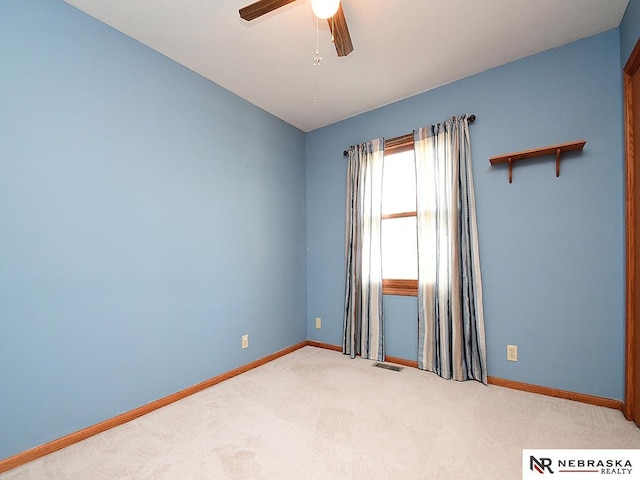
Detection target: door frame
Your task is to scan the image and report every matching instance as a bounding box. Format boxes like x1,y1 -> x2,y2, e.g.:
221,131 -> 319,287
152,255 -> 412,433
624,38 -> 640,421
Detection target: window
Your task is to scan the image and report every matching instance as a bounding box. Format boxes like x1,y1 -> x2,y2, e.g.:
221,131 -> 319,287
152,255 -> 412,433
381,139 -> 418,296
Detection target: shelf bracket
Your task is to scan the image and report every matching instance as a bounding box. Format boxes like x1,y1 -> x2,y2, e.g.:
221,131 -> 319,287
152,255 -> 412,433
556,147 -> 561,177
508,158 -> 513,184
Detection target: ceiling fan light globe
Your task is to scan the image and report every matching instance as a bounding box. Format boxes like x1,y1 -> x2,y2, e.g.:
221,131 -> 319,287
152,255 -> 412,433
311,0 -> 340,19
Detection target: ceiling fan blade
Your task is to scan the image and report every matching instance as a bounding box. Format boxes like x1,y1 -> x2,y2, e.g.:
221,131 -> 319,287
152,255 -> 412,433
239,0 -> 298,21
327,3 -> 353,57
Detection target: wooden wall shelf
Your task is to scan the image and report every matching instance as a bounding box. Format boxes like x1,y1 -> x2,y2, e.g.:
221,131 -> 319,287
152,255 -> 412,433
489,140 -> 586,183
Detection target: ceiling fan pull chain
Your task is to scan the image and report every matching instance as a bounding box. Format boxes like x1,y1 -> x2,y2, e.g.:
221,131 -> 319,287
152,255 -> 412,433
313,15 -> 322,66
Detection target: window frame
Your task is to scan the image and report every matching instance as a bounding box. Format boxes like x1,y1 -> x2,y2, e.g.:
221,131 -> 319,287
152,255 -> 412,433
381,135 -> 418,297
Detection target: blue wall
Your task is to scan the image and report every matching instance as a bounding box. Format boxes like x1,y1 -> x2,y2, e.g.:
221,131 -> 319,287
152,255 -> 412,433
621,0 -> 640,65
306,30 -> 625,401
0,0 -> 306,460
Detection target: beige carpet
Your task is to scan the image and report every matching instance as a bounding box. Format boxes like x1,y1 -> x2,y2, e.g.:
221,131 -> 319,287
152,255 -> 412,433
3,346 -> 640,479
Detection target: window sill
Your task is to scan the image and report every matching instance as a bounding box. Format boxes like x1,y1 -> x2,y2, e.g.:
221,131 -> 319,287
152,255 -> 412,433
382,279 -> 417,296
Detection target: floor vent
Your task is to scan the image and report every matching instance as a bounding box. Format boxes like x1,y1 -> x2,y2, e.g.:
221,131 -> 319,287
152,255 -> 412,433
372,362 -> 403,372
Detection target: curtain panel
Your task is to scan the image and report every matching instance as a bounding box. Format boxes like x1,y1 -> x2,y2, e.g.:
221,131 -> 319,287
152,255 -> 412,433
343,139 -> 385,361
415,115 -> 487,383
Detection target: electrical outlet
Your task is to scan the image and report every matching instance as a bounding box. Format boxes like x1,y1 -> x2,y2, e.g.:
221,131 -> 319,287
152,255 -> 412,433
242,334 -> 249,349
315,317 -> 322,329
507,344 -> 518,362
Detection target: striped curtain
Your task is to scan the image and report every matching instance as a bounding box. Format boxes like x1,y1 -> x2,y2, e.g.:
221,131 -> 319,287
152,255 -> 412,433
343,138 -> 385,361
415,115 -> 487,383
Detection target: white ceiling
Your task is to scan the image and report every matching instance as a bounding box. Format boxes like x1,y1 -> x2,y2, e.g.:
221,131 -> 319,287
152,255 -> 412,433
62,0 -> 629,132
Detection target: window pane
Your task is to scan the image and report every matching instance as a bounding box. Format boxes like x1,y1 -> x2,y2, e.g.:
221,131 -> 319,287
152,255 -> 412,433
381,216 -> 417,280
382,150 -> 415,215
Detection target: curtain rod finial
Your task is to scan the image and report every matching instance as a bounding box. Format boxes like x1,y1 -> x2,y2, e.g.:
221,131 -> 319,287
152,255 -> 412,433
343,150 -> 349,157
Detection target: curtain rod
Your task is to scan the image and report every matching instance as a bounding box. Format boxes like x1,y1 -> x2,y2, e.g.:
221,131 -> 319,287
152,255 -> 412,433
342,114 -> 476,157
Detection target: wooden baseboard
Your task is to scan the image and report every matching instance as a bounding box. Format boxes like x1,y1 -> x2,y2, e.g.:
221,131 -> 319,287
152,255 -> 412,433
308,341 -> 622,410
307,340 -> 341,351
487,376 -> 623,411
0,341 -> 308,474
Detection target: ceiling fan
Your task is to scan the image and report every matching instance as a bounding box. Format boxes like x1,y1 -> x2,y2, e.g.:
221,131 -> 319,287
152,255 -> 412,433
239,0 -> 354,57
